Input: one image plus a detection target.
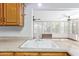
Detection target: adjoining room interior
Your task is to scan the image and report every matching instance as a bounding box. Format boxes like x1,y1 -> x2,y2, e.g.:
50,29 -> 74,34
0,3 -> 79,56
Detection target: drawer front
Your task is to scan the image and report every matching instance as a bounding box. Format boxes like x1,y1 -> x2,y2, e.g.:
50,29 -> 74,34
0,52 -> 70,56
0,52 -> 14,56
14,52 -> 39,56
40,52 -> 68,56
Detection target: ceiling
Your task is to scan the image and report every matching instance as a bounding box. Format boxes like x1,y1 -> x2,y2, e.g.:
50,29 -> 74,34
26,3 -> 79,11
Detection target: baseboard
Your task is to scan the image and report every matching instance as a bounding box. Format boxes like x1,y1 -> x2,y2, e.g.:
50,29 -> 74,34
67,38 -> 77,41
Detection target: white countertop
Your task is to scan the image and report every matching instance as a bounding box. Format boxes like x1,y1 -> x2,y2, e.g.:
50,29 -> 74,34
0,38 -> 79,56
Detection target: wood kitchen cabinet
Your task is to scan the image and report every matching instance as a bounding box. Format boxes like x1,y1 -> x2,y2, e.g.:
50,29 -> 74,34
0,3 -> 24,26
0,52 -> 70,56
14,52 -> 69,56
0,52 -> 14,56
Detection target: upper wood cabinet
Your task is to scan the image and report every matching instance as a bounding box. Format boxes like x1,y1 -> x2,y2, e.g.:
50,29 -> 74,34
0,3 -> 24,26
0,4 -> 4,25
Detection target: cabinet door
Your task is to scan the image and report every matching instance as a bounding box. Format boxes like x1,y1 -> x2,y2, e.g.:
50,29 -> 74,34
4,3 -> 23,26
0,3 -> 4,25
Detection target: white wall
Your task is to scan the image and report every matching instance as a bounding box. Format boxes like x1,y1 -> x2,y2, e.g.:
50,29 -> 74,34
68,20 -> 79,41
34,11 -> 67,21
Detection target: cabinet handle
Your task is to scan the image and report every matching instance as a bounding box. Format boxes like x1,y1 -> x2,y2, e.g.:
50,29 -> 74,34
3,18 -> 6,22
0,17 -> 3,22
